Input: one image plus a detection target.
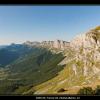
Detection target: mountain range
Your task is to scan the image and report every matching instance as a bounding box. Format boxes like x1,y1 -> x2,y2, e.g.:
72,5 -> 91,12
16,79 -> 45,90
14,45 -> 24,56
0,26 -> 100,95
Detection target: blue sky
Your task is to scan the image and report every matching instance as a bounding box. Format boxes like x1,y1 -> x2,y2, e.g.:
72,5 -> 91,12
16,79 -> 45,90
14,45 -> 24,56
0,6 -> 100,45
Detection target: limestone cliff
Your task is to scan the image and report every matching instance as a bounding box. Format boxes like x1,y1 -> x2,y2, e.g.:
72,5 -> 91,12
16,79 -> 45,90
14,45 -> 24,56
70,26 -> 100,49
24,40 -> 70,50
41,40 -> 70,50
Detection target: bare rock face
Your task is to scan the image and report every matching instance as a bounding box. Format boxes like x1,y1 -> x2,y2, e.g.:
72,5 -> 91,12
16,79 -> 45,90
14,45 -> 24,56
41,41 -> 54,48
69,26 -> 100,78
41,40 -> 70,50
70,26 -> 100,50
53,40 -> 70,49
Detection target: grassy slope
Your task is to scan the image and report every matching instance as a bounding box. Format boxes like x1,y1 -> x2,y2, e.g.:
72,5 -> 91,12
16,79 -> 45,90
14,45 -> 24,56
0,48 -> 65,95
24,48 -> 100,95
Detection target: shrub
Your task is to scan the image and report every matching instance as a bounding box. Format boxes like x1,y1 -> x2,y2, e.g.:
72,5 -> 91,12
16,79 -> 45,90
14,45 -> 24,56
78,87 -> 94,95
94,85 -> 100,95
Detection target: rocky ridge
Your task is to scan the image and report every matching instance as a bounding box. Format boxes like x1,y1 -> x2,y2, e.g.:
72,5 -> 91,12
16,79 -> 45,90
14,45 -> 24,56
24,40 -> 70,50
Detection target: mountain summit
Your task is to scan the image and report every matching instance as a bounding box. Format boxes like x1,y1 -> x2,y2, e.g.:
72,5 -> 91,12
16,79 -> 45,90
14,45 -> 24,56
70,26 -> 100,50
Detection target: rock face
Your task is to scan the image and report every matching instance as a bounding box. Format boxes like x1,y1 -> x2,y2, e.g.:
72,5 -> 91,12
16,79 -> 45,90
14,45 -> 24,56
70,27 -> 100,49
41,40 -> 70,50
69,26 -> 100,77
24,40 -> 70,50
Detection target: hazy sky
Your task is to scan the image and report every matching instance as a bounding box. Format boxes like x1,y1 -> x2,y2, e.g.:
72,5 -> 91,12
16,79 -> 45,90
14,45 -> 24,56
0,6 -> 100,45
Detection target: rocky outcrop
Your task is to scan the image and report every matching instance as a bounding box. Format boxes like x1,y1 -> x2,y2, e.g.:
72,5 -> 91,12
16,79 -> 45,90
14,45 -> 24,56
41,40 -> 70,50
41,41 -> 54,48
70,27 -> 100,50
69,26 -> 100,78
